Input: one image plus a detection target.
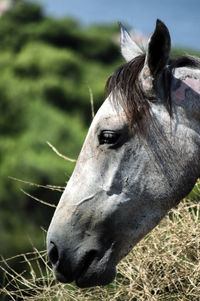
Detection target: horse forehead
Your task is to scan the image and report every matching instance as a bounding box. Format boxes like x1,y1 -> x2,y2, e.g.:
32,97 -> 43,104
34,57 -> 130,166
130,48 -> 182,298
95,98 -> 116,117
93,97 -> 125,125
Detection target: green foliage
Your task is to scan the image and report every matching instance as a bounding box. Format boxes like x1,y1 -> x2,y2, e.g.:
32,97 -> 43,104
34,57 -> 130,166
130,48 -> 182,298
0,18 -> 26,51
14,42 -> 83,79
80,32 -> 120,63
3,0 -> 43,24
26,17 -> 81,49
0,1 -> 43,51
0,76 -> 27,135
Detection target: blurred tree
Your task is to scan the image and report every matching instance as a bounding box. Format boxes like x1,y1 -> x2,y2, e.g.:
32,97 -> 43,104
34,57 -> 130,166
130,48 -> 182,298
4,0 -> 43,23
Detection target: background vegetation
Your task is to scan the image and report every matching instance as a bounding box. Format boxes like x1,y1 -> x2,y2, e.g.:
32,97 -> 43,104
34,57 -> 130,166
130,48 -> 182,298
0,0 -> 199,300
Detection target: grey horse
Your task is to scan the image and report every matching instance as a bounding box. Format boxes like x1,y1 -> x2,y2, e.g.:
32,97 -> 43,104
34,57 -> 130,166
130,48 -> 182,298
47,20 -> 200,288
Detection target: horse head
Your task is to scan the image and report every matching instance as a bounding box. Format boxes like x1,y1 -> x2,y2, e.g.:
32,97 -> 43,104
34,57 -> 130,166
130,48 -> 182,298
47,20 -> 200,287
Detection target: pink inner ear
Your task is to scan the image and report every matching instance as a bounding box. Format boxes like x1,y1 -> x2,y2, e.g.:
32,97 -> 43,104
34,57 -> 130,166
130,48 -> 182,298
172,78 -> 200,105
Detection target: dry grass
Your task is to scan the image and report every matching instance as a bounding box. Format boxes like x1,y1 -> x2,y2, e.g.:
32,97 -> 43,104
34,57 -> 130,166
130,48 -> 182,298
1,197 -> 200,301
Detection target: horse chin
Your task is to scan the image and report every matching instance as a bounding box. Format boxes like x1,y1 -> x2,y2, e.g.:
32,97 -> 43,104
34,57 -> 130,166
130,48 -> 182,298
53,267 -> 74,284
53,263 -> 116,288
75,266 -> 117,288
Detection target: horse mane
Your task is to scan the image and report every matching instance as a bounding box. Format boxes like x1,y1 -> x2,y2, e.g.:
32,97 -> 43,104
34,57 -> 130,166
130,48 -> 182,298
105,53 -> 200,133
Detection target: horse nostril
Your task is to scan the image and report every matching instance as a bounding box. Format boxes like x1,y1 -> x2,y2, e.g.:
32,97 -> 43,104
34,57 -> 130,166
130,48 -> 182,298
48,242 -> 59,265
79,249 -> 98,275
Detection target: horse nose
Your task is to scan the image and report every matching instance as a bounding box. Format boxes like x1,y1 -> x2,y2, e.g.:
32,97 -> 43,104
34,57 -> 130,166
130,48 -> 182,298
48,242 -> 59,265
47,240 -> 100,285
47,241 -> 74,283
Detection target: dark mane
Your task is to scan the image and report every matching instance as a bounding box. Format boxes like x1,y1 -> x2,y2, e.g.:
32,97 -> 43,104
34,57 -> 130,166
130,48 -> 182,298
105,54 -> 147,131
105,54 -> 200,132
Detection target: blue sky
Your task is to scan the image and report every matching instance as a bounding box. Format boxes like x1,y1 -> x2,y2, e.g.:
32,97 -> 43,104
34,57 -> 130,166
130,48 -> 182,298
38,0 -> 200,50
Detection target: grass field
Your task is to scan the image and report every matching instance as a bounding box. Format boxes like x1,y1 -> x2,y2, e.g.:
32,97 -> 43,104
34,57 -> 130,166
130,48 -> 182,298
1,191 -> 200,300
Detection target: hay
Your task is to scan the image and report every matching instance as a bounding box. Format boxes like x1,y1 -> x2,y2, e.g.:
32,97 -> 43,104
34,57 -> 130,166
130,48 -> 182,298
1,198 -> 199,301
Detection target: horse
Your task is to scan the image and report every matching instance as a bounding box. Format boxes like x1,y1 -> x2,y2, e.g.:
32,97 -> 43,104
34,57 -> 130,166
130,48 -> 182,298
47,20 -> 200,288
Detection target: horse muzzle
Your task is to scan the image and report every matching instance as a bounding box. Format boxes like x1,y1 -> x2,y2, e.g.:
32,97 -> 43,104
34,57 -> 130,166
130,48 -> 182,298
47,239 -> 116,288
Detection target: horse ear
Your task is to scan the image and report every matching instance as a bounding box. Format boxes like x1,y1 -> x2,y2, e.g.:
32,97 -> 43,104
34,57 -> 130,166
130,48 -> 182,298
120,23 -> 143,62
146,19 -> 171,75
140,20 -> 171,96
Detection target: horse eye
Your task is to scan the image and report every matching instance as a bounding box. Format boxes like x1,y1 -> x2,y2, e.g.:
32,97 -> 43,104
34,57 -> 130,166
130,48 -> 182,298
99,131 -> 119,145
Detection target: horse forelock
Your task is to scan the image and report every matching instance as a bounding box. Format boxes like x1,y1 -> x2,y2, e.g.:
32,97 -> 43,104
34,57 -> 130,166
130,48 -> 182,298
105,54 -> 149,132
105,53 -> 200,132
